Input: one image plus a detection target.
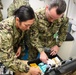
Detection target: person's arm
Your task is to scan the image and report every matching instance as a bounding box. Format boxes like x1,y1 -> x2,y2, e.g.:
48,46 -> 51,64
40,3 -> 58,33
0,31 -> 29,73
57,17 -> 69,46
50,17 -> 69,56
7,4 -> 15,17
7,0 -> 30,18
26,21 -> 48,63
27,22 -> 44,53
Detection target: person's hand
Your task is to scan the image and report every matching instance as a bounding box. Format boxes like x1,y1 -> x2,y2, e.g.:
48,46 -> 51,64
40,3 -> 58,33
29,67 -> 41,75
50,45 -> 59,56
16,46 -> 21,57
40,51 -> 48,63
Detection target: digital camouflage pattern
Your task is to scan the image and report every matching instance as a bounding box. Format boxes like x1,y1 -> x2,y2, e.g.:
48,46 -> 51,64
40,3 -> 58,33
0,16 -> 29,73
0,10 -> 3,21
0,0 -> 3,21
7,0 -> 29,17
25,8 -> 69,60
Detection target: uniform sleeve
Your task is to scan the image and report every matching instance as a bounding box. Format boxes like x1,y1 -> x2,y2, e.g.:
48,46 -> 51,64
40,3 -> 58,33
0,30 -> 30,73
26,21 -> 44,53
0,0 -> 3,9
57,17 -> 69,46
7,4 -> 14,17
7,0 -> 30,18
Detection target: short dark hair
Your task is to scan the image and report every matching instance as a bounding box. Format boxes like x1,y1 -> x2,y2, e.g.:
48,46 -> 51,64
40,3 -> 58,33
13,5 -> 35,22
49,0 -> 66,15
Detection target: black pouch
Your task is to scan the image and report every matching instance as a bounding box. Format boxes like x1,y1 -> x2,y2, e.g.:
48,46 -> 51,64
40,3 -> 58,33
28,47 -> 62,75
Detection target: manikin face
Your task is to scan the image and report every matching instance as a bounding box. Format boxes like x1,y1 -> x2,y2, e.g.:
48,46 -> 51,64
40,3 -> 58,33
16,17 -> 35,31
45,6 -> 63,22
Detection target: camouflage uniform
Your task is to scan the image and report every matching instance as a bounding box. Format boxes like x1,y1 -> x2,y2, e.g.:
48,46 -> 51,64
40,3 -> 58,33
25,8 -> 69,60
0,0 -> 3,21
7,0 -> 29,17
0,16 -> 29,73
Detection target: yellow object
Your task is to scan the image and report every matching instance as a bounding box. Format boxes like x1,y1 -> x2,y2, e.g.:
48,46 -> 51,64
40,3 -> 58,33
30,63 -> 39,68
